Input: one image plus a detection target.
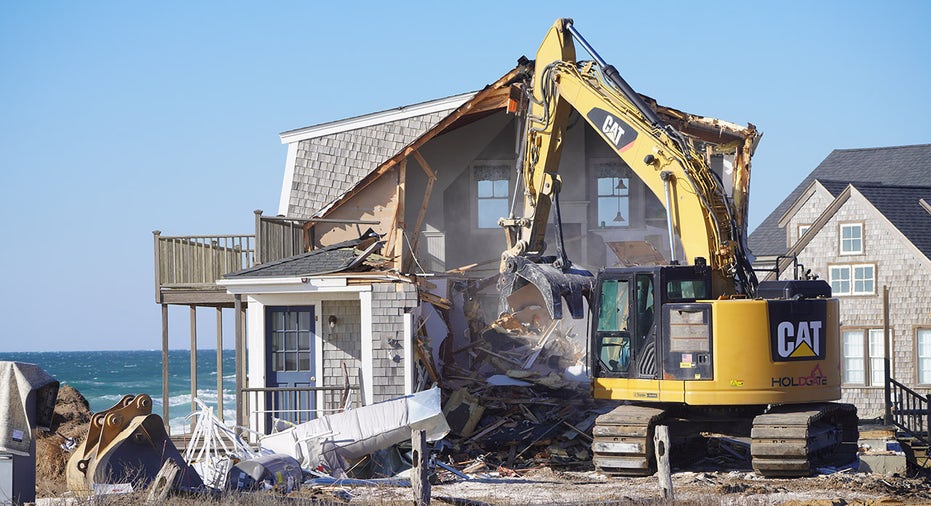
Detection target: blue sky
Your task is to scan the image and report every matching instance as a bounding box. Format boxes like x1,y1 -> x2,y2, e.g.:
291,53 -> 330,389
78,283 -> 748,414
2,2 -> 929,351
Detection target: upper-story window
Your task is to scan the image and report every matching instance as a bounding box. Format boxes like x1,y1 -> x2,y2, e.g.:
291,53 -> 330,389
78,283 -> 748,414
596,162 -> 629,227
474,164 -> 510,229
840,223 -> 863,255
797,224 -> 811,240
829,263 -> 876,296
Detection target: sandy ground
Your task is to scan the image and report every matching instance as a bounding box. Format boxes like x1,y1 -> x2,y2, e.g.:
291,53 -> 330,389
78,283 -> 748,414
318,467 -> 931,505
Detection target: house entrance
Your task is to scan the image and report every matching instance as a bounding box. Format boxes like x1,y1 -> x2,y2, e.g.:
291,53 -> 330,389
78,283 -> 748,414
265,306 -> 316,426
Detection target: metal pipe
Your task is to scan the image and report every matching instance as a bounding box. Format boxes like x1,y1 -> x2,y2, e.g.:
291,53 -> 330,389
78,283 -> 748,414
661,171 -> 677,264
563,19 -> 664,128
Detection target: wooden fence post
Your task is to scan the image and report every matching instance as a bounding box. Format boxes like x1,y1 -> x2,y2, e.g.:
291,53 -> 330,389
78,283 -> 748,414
654,425 -> 674,500
412,429 -> 430,505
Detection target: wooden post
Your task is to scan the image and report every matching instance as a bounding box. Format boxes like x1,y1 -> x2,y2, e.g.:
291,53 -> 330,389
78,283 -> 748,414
190,305 -> 198,422
216,306 -> 224,423
654,425 -> 674,500
254,209 -> 264,264
395,158 -> 406,271
883,285 -> 892,425
161,304 -> 170,431
153,230 -> 162,303
235,294 -> 245,429
412,429 -> 430,506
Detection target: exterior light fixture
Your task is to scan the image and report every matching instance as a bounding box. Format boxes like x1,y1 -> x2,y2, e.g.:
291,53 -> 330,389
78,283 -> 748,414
328,315 -> 338,329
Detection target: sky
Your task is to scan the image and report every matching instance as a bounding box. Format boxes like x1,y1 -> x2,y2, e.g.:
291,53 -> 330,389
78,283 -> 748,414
1,1 -> 929,352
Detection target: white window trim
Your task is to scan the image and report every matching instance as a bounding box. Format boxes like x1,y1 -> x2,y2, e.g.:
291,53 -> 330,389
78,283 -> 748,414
839,223 -> 864,256
842,327 -> 887,387
917,328 -> 931,386
828,263 -> 876,296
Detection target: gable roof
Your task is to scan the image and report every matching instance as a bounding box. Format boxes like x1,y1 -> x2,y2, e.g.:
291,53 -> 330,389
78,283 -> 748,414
855,183 -> 931,260
749,144 -> 931,256
278,93 -> 474,219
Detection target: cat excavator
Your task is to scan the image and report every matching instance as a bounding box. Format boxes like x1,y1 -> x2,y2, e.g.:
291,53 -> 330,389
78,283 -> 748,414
498,19 -> 858,477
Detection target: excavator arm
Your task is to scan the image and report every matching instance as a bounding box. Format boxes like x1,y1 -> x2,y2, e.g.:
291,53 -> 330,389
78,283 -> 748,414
499,19 -> 759,316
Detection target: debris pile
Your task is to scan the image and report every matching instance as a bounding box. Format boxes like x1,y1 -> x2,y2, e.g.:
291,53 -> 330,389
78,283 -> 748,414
414,277 -> 614,474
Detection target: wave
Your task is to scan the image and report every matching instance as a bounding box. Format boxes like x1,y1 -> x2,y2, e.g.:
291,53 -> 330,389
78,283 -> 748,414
151,390 -> 238,409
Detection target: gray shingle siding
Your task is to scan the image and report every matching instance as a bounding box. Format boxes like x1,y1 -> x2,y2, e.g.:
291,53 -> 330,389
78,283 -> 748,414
750,144 -> 931,256
286,109 -> 457,219
321,299 -> 362,411
370,282 -> 418,402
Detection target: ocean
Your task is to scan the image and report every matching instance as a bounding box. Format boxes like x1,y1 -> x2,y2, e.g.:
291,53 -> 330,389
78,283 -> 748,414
0,349 -> 236,434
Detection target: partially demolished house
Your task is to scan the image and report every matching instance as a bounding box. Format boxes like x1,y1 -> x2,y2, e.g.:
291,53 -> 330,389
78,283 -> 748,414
208,60 -> 758,446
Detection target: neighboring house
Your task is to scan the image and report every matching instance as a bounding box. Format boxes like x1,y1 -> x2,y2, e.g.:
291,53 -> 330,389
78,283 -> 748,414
184,61 -> 756,435
749,144 -> 931,417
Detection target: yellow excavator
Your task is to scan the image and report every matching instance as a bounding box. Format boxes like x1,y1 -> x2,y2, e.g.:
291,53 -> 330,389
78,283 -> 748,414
498,19 -> 857,477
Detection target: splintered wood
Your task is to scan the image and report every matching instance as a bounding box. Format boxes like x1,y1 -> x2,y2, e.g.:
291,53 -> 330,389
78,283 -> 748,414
413,280 -> 615,473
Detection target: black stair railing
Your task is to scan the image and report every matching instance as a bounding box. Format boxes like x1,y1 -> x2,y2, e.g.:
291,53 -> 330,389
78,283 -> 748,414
888,377 -> 931,447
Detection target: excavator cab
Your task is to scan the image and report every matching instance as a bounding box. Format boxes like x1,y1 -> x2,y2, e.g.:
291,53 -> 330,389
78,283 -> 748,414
592,264 -> 712,381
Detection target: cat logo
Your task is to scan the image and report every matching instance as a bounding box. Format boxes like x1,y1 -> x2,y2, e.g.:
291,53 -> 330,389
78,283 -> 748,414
602,115 -> 625,146
777,320 -> 822,359
586,108 -> 637,152
767,300 -> 827,362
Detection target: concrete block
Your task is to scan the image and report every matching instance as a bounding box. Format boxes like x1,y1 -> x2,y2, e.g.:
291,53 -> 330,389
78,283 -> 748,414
858,453 -> 907,476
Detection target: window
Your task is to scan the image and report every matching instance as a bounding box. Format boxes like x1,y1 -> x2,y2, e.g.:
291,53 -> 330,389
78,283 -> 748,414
474,164 -> 510,229
918,329 -> 931,384
842,330 -> 864,384
868,329 -> 885,386
853,265 -> 875,294
842,328 -> 887,386
829,264 -> 875,295
596,162 -> 629,227
269,308 -> 312,372
829,266 -> 851,295
798,224 -> 811,238
840,223 -> 863,255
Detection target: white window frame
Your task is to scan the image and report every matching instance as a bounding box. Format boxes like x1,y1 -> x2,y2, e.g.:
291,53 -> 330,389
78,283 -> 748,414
472,162 -> 512,230
829,265 -> 851,295
842,329 -> 865,385
918,328 -> 931,385
797,224 -> 811,243
842,328 -> 887,387
829,263 -> 876,296
839,223 -> 864,255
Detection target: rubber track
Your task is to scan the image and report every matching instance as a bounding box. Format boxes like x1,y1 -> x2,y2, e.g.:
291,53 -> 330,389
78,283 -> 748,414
592,405 -> 665,476
751,402 -> 858,477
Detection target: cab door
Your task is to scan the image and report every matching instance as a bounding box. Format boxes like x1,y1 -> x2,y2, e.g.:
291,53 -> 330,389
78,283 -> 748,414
593,271 -> 657,380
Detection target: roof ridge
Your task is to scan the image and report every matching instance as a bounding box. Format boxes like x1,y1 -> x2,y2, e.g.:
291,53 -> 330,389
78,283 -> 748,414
831,143 -> 931,153
852,182 -> 931,191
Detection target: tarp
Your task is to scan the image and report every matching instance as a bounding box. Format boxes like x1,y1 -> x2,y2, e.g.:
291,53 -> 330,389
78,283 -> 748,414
260,387 -> 448,472
0,361 -> 58,456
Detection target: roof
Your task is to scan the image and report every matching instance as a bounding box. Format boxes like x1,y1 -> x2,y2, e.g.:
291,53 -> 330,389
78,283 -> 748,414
225,232 -> 385,278
750,144 -> 931,256
855,183 -> 931,260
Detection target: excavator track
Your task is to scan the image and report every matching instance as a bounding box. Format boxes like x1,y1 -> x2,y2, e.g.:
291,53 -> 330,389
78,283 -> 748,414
592,404 -> 666,476
751,403 -> 858,477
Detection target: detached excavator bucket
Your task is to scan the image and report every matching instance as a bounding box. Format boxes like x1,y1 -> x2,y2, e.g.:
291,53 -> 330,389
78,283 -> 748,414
67,394 -> 203,495
498,256 -> 593,320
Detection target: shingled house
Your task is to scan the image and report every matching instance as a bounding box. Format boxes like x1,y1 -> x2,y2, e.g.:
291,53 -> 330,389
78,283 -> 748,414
749,144 -> 931,417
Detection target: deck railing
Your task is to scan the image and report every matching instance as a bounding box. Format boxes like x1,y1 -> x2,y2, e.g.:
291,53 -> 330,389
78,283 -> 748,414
153,233 -> 255,291
889,377 -> 931,447
240,385 -> 361,434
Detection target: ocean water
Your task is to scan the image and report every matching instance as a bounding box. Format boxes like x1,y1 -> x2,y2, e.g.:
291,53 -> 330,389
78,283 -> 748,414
0,349 -> 236,434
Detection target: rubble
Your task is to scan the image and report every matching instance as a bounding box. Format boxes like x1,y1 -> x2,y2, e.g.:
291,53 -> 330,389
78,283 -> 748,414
413,276 -> 616,474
